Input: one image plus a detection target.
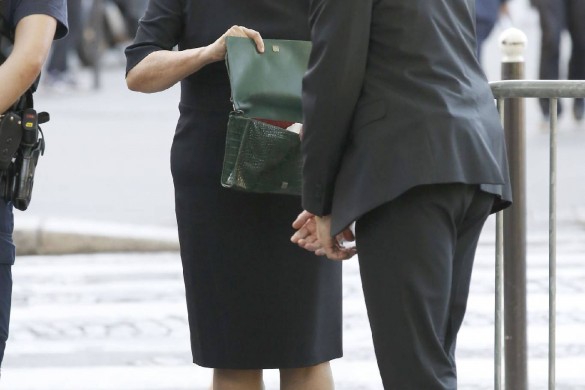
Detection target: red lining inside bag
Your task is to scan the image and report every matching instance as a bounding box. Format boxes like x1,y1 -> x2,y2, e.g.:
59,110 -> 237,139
255,118 -> 295,129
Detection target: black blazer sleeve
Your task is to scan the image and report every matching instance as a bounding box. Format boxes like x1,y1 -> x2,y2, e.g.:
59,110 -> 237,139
301,0 -> 373,216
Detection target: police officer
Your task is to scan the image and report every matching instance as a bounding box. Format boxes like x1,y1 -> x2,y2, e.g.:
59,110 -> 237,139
0,0 -> 67,375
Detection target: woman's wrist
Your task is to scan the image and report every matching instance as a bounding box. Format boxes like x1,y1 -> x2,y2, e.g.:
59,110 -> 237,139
200,44 -> 223,65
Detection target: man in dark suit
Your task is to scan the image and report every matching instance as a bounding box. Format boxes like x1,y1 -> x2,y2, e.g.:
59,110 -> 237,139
476,0 -> 510,61
292,0 -> 512,388
532,0 -> 585,121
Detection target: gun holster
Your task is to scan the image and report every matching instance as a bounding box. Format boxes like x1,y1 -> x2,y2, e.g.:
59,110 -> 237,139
0,109 -> 47,211
0,112 -> 23,170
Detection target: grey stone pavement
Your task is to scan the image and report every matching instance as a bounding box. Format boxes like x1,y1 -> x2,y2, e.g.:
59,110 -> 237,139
1,0 -> 585,388
2,221 -> 585,389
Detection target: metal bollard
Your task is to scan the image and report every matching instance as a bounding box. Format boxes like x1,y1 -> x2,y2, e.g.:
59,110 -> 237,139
499,28 -> 528,390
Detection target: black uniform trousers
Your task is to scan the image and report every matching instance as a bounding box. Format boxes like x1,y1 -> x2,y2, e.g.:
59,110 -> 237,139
0,265 -> 10,367
536,0 -> 585,117
0,199 -> 15,369
355,184 -> 494,390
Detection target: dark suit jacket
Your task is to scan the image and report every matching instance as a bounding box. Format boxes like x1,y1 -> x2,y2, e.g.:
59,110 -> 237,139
301,0 -> 512,235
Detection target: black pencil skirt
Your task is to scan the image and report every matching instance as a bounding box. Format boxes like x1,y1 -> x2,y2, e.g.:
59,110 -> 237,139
170,103 -> 343,369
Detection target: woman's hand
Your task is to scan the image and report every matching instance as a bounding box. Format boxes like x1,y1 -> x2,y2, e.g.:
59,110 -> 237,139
206,25 -> 265,63
127,25 -> 264,93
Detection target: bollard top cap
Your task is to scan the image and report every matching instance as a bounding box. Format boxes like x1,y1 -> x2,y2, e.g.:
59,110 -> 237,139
499,27 -> 528,63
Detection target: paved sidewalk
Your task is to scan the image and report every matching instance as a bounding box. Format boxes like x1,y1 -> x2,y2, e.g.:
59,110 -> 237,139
2,220 -> 585,389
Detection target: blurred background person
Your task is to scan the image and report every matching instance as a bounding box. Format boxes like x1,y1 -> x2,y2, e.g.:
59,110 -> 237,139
113,0 -> 148,38
476,0 -> 510,62
44,0 -> 147,92
44,0 -> 81,90
532,0 -> 585,121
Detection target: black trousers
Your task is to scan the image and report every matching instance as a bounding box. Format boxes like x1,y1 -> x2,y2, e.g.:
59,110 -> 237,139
536,0 -> 585,115
355,184 -> 494,390
0,265 -> 11,367
0,199 -> 15,369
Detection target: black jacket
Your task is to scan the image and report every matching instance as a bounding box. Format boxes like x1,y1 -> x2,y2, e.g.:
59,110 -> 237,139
301,0 -> 512,234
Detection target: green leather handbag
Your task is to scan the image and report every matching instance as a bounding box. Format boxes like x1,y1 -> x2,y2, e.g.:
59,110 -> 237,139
221,37 -> 311,196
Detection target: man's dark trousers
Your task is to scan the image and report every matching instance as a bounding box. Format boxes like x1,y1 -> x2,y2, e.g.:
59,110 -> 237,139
536,0 -> 585,117
0,199 -> 15,368
355,184 -> 494,389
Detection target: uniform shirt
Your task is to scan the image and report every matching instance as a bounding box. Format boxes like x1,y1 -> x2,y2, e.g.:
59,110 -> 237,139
1,0 -> 68,38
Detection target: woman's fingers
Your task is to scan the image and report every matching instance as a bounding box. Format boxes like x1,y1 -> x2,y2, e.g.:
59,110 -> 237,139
242,27 -> 264,53
226,25 -> 264,53
209,25 -> 265,63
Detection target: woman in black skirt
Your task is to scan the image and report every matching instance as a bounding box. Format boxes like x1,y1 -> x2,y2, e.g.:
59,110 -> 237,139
125,1 -> 342,388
